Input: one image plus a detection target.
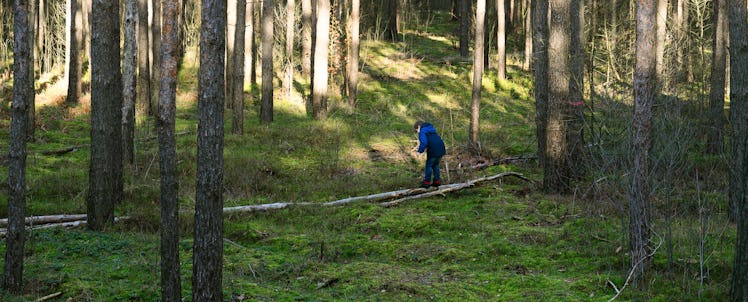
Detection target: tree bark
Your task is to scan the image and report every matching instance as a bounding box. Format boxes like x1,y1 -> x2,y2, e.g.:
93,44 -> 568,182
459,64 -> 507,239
523,0 -> 531,70
193,0 -> 226,299
3,0 -> 31,293
159,0 -> 181,298
532,0 -> 548,171
386,0 -> 399,41
88,0 -> 122,231
233,0 -> 246,134
251,0 -> 260,88
123,0 -> 137,166
469,0 -> 486,155
312,0 -> 329,119
150,0 -> 162,118
227,0 -> 237,110
345,0 -> 359,105
284,0 -> 295,98
26,0 -> 34,142
655,0 -> 667,84
137,0 -> 151,117
567,0 -> 585,179
301,0 -> 312,78
66,0 -> 82,105
630,0 -> 656,288
243,0 -> 254,88
545,0 -> 570,193
706,0 -> 727,155
729,0 -> 748,225
260,0 -> 274,123
459,0 -> 468,57
36,0 -> 44,72
497,0 -> 506,79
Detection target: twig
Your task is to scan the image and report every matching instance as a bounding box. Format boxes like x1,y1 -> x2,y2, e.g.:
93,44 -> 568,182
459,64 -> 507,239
607,231 -> 663,302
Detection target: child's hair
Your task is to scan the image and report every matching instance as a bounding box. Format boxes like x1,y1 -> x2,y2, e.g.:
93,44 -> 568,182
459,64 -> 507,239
413,120 -> 424,129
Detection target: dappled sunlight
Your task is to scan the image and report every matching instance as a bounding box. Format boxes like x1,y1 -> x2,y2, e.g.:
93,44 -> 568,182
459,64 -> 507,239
362,41 -> 427,81
273,97 -> 308,117
424,92 -> 460,110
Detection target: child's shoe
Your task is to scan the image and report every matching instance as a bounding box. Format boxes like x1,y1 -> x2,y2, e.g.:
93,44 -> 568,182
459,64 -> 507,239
432,179 -> 441,188
420,181 -> 432,189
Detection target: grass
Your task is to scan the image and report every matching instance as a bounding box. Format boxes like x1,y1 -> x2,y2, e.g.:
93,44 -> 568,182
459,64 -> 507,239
0,11 -> 735,301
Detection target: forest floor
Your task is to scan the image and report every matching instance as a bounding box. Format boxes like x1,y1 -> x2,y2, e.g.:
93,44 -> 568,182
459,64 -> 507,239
0,11 -> 735,302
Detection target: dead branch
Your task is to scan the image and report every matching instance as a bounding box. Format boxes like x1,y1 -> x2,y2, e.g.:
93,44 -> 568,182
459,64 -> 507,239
2,173 -> 531,232
0,217 -> 128,238
458,155 -> 537,171
380,172 -> 533,207
223,187 -> 436,214
34,292 -> 63,302
40,146 -> 80,156
0,214 -> 87,227
224,172 -> 531,213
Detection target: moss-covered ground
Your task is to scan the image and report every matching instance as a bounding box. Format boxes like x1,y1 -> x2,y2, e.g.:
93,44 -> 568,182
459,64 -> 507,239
0,11 -> 734,301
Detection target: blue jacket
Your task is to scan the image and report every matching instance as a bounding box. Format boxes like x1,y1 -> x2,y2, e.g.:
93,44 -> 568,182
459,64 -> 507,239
418,123 -> 446,158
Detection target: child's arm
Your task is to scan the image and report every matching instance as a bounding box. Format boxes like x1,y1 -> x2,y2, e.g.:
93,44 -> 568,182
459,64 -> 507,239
417,132 -> 428,153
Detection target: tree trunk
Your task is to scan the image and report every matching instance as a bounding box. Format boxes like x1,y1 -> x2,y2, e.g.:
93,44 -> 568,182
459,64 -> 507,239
729,0 -> 748,232
523,0 -> 531,70
630,0 -> 656,288
284,0 -> 295,98
545,0 -> 570,194
260,0 -> 274,123
232,0 -> 246,134
26,0 -> 34,142
150,0 -> 161,118
567,0 -> 585,179
88,0 -> 123,231
226,0 -> 237,110
301,0 -> 312,78
250,0 -> 259,88
312,0 -> 329,119
386,0 -> 399,41
137,0 -> 151,117
346,0 -> 359,105
2,0 -> 31,293
736,142 -> 748,300
459,0 -> 468,57
159,0 -> 181,298
66,0 -> 82,105
193,0 -> 226,298
37,0 -> 45,72
243,0 -> 254,88
706,0 -> 727,155
532,0 -> 548,170
123,0 -> 137,166
497,0 -> 506,79
469,0 -> 486,155
655,0 -> 667,84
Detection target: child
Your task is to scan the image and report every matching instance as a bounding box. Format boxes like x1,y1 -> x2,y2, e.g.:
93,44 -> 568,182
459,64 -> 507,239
414,121 -> 446,188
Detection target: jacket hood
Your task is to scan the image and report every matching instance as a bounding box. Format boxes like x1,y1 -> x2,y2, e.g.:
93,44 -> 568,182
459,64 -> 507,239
420,123 -> 437,134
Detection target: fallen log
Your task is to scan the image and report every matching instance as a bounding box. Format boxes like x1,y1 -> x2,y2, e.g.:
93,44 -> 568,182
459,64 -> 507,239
34,292 -> 63,302
1,172 -> 532,229
0,214 -> 87,227
40,146 -> 80,156
380,171 -> 533,207
0,217 -> 128,238
224,172 -> 532,213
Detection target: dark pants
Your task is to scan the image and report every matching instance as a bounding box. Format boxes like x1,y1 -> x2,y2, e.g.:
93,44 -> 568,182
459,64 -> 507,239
424,156 -> 442,183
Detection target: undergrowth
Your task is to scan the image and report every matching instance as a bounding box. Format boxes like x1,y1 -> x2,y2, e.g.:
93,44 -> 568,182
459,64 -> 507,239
0,11 -> 734,302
